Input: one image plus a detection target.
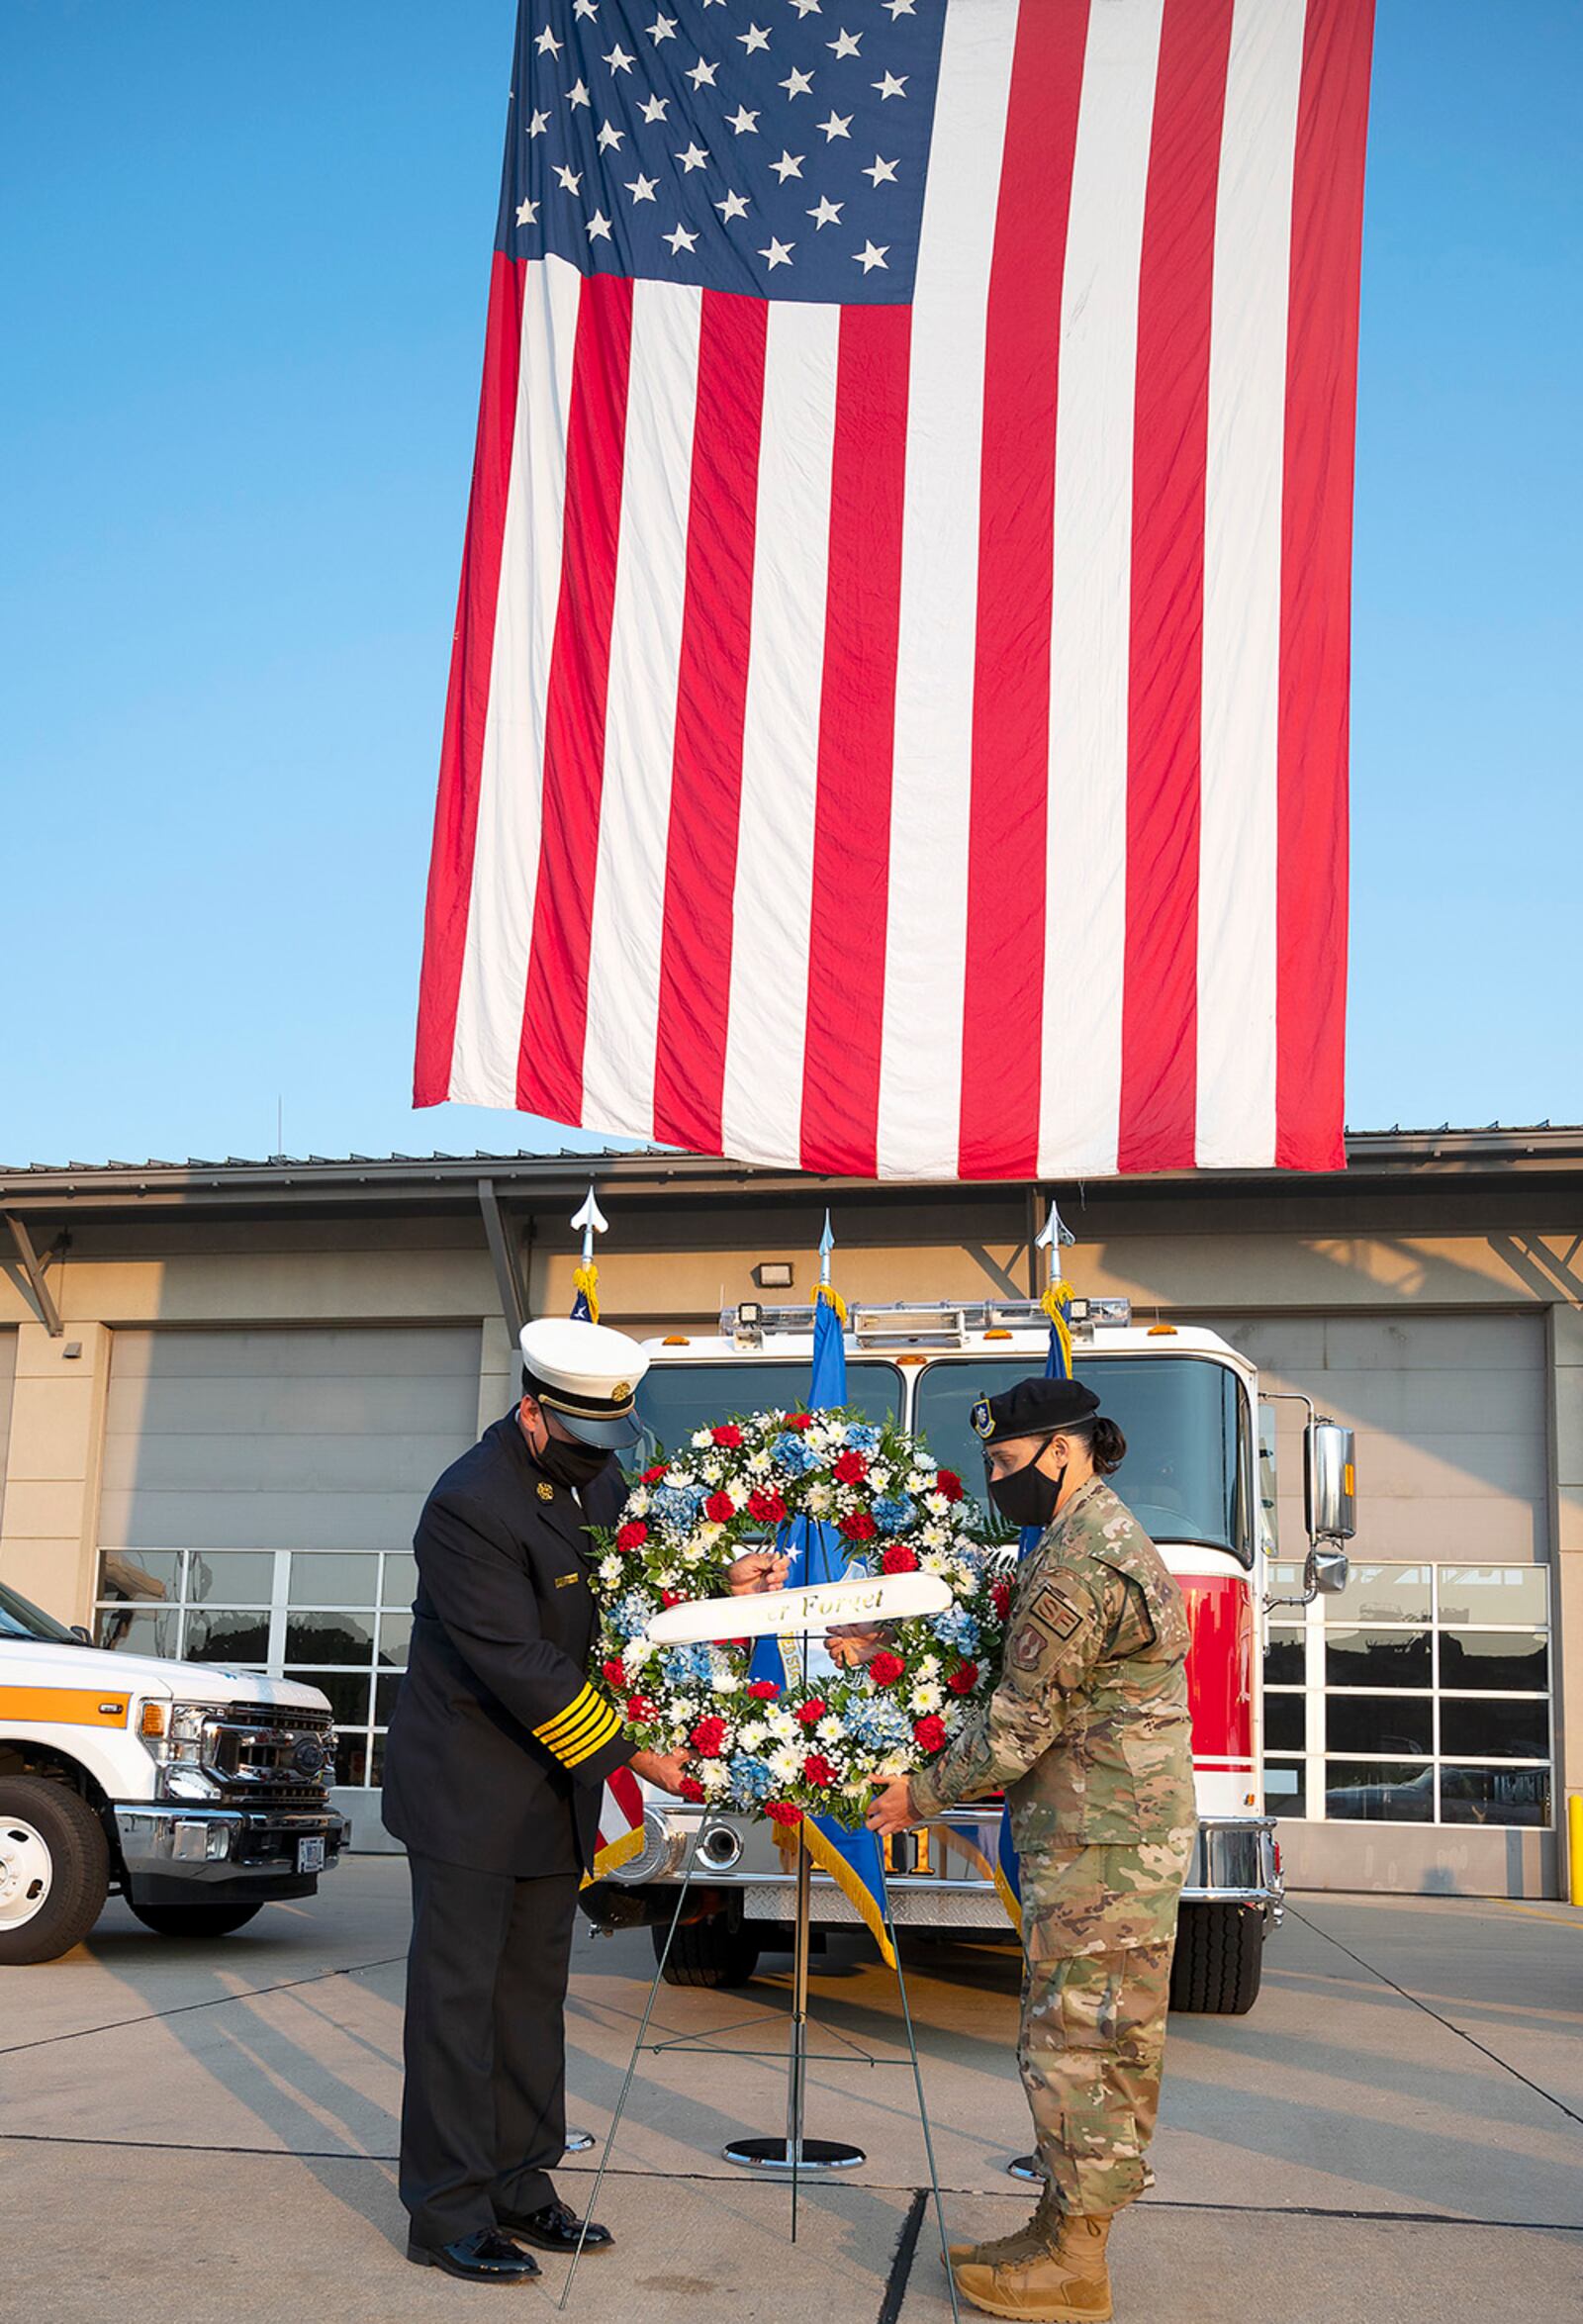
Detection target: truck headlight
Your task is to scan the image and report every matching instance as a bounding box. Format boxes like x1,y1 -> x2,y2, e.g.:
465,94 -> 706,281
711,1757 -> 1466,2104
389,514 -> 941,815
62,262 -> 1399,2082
138,1700 -> 228,1769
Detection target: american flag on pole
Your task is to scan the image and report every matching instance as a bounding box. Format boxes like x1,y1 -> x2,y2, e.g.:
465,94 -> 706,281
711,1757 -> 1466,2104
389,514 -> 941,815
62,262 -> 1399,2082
416,0 -> 1373,1179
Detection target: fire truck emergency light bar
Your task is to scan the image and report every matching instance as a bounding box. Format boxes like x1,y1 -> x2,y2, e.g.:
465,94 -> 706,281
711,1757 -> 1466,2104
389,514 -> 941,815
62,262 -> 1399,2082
720,1297 -> 1133,1350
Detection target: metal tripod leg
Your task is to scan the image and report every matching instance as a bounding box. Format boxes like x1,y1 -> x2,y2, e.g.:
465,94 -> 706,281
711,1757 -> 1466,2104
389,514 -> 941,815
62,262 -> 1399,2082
881,1890 -> 961,2324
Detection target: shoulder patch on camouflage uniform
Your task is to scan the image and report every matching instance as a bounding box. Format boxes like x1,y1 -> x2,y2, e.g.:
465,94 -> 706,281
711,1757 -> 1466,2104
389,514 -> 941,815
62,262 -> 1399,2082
1030,1582 -> 1086,1640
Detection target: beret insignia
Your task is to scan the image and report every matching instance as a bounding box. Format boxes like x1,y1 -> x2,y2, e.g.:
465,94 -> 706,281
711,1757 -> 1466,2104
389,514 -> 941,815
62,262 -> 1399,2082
971,1398 -> 993,1440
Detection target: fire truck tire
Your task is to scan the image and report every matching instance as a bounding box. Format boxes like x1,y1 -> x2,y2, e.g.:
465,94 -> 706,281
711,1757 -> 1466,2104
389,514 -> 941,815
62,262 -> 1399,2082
653,1913 -> 762,1989
1168,1902 -> 1263,2014
0,1776 -> 110,1966
128,1902 -> 265,1939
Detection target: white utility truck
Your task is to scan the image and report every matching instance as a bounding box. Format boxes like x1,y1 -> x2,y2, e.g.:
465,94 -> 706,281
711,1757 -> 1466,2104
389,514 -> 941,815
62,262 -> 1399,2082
584,1298 -> 1353,2014
0,1579 -> 345,1964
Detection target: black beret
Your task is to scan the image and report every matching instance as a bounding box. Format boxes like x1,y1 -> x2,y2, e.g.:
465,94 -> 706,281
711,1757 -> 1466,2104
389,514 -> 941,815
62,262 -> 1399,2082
970,1375 -> 1100,1445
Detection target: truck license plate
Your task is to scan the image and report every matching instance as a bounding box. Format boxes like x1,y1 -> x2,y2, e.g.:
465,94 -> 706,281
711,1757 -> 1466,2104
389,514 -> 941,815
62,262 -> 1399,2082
297,1836 -> 326,1873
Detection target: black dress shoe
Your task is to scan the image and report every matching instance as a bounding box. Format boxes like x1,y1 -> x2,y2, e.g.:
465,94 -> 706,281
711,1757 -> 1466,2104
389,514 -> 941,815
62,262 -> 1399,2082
407,2228 -> 541,2281
498,2199 -> 614,2256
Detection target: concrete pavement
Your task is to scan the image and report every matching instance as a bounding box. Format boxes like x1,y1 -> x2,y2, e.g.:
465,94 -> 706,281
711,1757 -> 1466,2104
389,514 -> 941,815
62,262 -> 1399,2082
1,1861 -> 1579,2323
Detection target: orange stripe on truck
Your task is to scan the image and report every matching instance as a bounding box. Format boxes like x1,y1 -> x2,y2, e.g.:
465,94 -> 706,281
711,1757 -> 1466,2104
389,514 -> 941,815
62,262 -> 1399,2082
0,1687 -> 131,1728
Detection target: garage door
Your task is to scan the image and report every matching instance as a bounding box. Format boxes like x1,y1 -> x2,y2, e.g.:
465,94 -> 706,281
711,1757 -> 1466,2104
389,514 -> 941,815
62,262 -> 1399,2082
1203,1310 -> 1553,1897
0,1328 -> 15,1530
94,1326 -> 481,1824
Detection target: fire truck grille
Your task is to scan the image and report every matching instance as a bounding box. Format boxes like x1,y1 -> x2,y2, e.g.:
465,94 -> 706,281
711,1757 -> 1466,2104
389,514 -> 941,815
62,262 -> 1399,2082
198,1702 -> 335,1798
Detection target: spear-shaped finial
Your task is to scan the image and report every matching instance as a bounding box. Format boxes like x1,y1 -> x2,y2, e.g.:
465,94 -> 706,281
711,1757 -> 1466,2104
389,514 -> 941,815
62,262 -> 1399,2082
818,1208 -> 835,1285
571,1183 -> 608,1265
570,1185 -> 607,1322
1035,1198 -> 1075,1373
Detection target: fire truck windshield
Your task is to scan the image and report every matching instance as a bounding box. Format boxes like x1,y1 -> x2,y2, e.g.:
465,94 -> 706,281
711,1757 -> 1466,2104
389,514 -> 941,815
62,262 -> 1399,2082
914,1355 -> 1251,1566
634,1361 -> 903,1463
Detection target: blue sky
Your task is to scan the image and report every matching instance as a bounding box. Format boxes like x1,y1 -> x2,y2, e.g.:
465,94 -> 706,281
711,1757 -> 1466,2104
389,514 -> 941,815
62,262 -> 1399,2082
2,1 -> 1578,1168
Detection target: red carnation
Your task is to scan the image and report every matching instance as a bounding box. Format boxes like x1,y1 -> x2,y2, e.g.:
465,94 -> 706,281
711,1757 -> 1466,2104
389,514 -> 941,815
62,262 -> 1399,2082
616,1520 -> 649,1552
690,1716 -> 727,1758
602,1658 -> 626,1690
990,1579 -> 1013,1622
748,1679 -> 781,1701
782,1412 -> 814,1433
660,1590 -> 683,1609
913,1715 -> 948,1752
766,1801 -> 802,1826
947,1662 -> 979,1695
881,1543 -> 918,1573
679,1776 -> 705,1803
747,1487 -> 788,1524
802,1753 -> 836,1787
832,1449 -> 869,1485
869,1652 -> 905,1688
625,1695 -> 658,1724
711,1424 -> 745,1447
794,1697 -> 827,1727
936,1468 -> 965,1503
642,1462 -> 669,1484
703,1491 -> 736,1525
840,1511 -> 879,1542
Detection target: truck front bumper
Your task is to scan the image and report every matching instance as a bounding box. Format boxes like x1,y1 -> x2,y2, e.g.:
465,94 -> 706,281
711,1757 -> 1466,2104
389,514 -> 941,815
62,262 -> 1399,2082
1180,1817 -> 1283,1919
115,1803 -> 347,1906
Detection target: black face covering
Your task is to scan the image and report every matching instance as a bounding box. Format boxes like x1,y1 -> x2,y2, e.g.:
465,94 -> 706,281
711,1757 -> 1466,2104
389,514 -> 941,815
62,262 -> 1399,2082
533,1429 -> 612,1490
985,1435 -> 1063,1532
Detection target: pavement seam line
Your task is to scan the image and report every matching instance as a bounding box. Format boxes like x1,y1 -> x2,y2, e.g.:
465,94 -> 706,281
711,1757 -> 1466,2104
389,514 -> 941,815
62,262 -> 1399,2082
2,2135 -> 1580,2235
1286,1905 -> 1583,2129
0,1954 -> 408,2058
877,2187 -> 927,2324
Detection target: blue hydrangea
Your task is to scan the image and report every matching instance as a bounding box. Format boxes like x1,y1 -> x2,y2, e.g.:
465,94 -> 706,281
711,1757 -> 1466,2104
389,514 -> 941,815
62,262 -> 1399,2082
930,1606 -> 981,1654
650,1481 -> 708,1530
606,1589 -> 658,1643
842,1693 -> 914,1751
727,1753 -> 777,1808
871,1493 -> 917,1534
660,1643 -> 716,1690
842,1424 -> 883,1452
771,1432 -> 818,1476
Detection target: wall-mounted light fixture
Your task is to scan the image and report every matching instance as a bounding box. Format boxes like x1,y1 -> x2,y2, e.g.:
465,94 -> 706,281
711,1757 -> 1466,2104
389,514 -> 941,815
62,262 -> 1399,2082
753,1261 -> 794,1290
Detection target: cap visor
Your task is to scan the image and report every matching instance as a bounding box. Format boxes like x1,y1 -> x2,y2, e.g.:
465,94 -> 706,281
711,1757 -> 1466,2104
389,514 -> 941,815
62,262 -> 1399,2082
557,1406 -> 645,1451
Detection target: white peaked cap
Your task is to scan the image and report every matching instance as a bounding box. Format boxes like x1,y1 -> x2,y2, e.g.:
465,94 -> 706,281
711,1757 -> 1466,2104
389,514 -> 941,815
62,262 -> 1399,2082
517,1316 -> 651,1448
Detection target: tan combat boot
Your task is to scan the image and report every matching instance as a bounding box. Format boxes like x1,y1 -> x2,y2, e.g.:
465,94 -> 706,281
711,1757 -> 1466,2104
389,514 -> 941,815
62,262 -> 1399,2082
951,2213 -> 1113,2322
944,2188 -> 1063,2272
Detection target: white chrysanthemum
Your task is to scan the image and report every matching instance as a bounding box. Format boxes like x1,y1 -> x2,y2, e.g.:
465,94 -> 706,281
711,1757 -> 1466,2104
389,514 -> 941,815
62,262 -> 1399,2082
700,1760 -> 731,1795
815,1715 -> 844,1745
806,1483 -> 832,1515
906,1470 -> 933,1495
625,1636 -> 654,1668
876,1751 -> 911,1780
747,1448 -> 772,1475
691,1429 -> 713,1448
710,1667 -> 741,1695
868,1464 -> 891,1492
739,1720 -> 769,1751
701,1456 -> 723,1484
669,1470 -> 696,1490
698,1520 -> 725,1543
917,1655 -> 941,1680
921,1522 -> 949,1549
909,1682 -> 944,1714
598,1555 -> 624,1587
767,1744 -> 802,1785
925,1492 -> 950,1518
921,1551 -> 950,1575
765,1709 -> 797,1742
682,1543 -> 707,1565
673,1697 -> 698,1721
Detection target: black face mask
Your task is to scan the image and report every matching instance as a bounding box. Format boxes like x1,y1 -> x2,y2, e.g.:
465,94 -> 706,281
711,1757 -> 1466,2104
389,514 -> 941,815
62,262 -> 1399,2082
985,1435 -> 1063,1532
533,1430 -> 612,1490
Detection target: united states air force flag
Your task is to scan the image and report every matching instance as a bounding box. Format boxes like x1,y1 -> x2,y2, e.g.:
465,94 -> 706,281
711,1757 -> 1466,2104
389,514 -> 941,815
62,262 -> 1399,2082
417,0 -> 1373,1182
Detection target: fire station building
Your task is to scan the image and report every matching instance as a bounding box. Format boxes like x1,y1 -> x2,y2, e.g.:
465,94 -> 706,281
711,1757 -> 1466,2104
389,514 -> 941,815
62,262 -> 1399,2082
2,1127 -> 1578,1900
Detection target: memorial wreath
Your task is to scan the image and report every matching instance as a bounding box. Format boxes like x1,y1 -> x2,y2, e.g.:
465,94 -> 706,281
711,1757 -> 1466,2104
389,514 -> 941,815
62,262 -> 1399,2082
590,1405 -> 1010,1830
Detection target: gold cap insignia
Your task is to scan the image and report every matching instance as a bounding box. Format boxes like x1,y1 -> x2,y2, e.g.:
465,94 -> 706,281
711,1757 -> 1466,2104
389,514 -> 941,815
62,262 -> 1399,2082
537,1479 -> 555,1501
611,1379 -> 632,1404
971,1398 -> 993,1440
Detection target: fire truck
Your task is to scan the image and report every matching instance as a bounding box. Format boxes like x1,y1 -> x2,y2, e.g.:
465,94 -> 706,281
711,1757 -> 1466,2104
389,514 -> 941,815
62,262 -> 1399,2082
586,1297 -> 1354,2014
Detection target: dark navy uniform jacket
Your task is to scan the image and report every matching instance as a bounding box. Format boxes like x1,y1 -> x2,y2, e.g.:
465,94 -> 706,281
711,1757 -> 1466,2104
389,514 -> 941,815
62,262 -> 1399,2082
383,1412 -> 632,1877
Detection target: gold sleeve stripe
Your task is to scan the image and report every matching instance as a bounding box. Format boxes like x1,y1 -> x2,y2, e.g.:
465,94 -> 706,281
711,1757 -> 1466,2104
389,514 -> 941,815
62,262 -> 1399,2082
540,1701 -> 611,1756
535,1684 -> 602,1745
559,1710 -> 623,1767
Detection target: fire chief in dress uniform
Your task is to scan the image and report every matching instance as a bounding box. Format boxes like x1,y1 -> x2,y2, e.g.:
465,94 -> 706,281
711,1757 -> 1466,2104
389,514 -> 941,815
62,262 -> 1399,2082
864,1376 -> 1197,2324
384,1317 -> 784,2286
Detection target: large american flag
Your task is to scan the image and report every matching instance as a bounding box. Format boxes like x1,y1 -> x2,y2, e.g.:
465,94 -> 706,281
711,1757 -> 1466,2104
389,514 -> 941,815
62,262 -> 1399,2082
416,0 -> 1373,1178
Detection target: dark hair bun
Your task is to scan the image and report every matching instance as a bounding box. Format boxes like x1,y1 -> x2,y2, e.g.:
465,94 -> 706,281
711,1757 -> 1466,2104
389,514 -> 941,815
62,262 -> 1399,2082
1089,1416 -> 1126,1475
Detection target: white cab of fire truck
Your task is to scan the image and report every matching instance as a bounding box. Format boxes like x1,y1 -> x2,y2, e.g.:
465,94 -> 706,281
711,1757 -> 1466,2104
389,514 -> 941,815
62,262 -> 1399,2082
0,1576 -> 346,1965
585,1298 -> 1354,2015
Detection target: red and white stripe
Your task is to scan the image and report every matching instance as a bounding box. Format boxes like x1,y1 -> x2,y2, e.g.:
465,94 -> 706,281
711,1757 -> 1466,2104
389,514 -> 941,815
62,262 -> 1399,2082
417,0 -> 1373,1180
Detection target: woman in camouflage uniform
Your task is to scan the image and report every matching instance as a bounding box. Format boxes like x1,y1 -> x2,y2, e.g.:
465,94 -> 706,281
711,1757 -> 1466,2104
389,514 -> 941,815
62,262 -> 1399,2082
863,1375 -> 1197,2323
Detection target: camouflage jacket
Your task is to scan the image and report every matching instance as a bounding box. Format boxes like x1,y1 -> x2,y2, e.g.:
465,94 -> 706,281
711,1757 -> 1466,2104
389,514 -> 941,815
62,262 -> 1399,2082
910,1477 -> 1196,1850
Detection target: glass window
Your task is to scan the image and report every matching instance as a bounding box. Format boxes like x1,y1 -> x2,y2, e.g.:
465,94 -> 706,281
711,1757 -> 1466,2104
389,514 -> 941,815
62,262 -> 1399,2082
374,1672 -> 405,1724
1263,1762 -> 1306,1814
1325,1627 -> 1431,1689
288,1669 -> 371,1726
1263,1629 -> 1305,1686
382,1553 -> 419,1607
285,1614 -> 376,1665
636,1360 -> 901,1461
334,1731 -> 369,1787
914,1354 -> 1249,1561
377,1611 -> 413,1665
1326,1696 -> 1432,1757
1439,1631 -> 1548,1693
95,1606 -> 181,1656
1263,1693 -> 1305,1751
1436,1567 -> 1547,1627
1439,1765 -> 1550,1827
185,1550 -> 275,1607
287,1553 -> 381,1608
1328,1563 -> 1432,1625
98,1549 -> 184,1604
1439,1697 -> 1548,1761
1324,1762 -> 1434,1821
184,1610 -> 270,1662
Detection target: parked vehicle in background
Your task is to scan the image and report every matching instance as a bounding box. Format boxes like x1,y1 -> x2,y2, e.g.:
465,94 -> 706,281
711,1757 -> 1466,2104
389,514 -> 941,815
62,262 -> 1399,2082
0,1579 -> 345,1964
583,1298 -> 1354,2015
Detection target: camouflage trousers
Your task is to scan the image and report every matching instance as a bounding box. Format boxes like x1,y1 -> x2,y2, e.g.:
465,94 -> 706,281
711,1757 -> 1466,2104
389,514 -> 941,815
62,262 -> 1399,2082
1016,1827 -> 1195,2218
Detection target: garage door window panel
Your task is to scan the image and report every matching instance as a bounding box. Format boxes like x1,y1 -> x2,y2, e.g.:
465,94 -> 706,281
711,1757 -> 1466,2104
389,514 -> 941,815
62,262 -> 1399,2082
1439,1696 -> 1549,1762
186,1611 -> 272,1663
288,1553 -> 383,1608
1325,1694 -> 1433,1757
1324,1626 -> 1432,1689
1439,1630 -> 1548,1691
1439,1766 -> 1550,1826
1324,1762 -> 1435,1821
285,1614 -> 378,1664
